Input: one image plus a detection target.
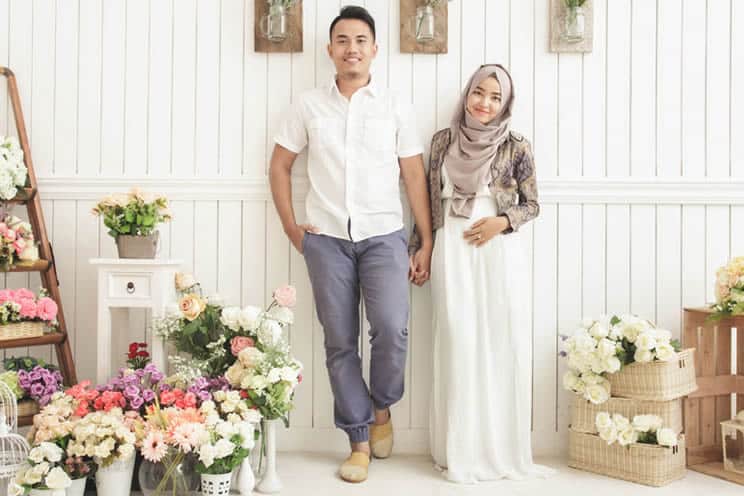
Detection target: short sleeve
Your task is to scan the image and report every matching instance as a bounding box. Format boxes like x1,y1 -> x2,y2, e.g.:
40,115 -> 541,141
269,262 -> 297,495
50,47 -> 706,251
273,101 -> 307,154
394,99 -> 424,158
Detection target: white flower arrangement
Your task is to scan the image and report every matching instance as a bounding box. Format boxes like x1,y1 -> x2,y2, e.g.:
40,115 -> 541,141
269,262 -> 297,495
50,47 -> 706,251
10,442 -> 72,495
561,314 -> 681,404
0,135 -> 27,200
595,412 -> 678,448
196,399 -> 258,475
66,408 -> 136,468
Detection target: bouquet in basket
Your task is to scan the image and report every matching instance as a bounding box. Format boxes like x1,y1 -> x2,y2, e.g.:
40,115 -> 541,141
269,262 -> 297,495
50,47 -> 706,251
0,135 -> 28,200
710,256 -> 744,321
0,215 -> 38,269
0,288 -> 58,333
561,315 -> 681,404
595,412 -> 678,448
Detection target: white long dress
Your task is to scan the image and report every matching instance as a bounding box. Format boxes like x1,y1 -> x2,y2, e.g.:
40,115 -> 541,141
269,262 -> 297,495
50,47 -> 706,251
429,167 -> 555,483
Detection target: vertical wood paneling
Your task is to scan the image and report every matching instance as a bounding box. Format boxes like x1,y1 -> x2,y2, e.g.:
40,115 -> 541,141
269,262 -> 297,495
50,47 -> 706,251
0,0 -> 741,455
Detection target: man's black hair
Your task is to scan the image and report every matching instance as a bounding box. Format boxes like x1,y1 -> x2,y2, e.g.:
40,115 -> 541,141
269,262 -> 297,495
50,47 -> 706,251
329,5 -> 376,41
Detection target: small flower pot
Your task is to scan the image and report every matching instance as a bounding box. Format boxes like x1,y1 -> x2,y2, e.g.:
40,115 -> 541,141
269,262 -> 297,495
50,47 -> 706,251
115,231 -> 159,259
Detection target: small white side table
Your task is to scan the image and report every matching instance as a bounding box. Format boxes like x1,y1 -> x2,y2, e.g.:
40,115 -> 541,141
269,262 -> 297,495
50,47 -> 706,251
90,258 -> 182,383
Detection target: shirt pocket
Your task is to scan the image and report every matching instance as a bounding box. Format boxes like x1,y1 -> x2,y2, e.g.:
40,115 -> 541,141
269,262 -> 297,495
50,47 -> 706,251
363,118 -> 396,160
308,117 -> 344,150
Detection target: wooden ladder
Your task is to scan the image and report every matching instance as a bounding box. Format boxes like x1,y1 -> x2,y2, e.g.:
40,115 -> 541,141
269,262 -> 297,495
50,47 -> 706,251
1,67 -> 77,424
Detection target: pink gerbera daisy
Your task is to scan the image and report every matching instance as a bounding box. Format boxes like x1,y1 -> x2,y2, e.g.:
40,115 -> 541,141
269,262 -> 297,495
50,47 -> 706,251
142,431 -> 168,463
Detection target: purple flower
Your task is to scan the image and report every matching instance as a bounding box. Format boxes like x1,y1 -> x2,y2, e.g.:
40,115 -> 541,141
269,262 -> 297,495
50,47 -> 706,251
28,370 -> 42,382
142,389 -> 155,402
198,390 -> 210,402
38,394 -> 52,406
129,396 -> 144,409
29,383 -> 44,397
124,385 -> 140,399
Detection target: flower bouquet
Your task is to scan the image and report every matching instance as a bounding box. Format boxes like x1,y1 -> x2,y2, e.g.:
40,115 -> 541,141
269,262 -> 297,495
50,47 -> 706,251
561,314 -> 680,404
0,215 -> 39,269
0,288 -> 59,341
92,188 -> 171,259
18,366 -> 64,407
595,412 -> 678,447
0,135 -> 28,200
10,442 -> 74,496
710,256 -> 744,321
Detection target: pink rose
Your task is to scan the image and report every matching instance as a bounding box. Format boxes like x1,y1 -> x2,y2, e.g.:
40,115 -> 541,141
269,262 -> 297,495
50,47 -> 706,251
36,297 -> 58,322
13,238 -> 25,254
13,288 -> 34,301
0,223 -> 7,235
4,230 -> 16,242
231,336 -> 255,357
18,298 -> 37,319
273,285 -> 297,308
0,289 -> 14,304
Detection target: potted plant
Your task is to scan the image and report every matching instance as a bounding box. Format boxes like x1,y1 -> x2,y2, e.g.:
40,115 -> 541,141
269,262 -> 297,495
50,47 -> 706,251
92,188 -> 171,259
562,0 -> 587,43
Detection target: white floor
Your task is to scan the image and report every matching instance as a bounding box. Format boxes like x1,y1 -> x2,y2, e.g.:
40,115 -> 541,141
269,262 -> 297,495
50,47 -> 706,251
267,452 -> 743,496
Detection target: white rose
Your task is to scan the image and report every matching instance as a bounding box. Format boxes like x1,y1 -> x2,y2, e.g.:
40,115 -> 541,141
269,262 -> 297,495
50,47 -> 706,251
174,272 -> 196,291
654,342 -> 675,362
238,423 -> 256,450
238,306 -> 262,330
632,414 -> 662,433
585,383 -> 610,405
216,421 -> 236,439
582,372 -> 602,385
617,427 -> 639,446
596,338 -> 617,358
635,332 -> 657,351
595,412 -> 613,431
267,368 -> 282,384
280,366 -> 299,384
603,356 -> 622,374
28,446 -> 46,464
652,328 -> 672,343
241,409 -> 262,425
612,413 -> 631,431
589,322 -> 610,339
634,348 -> 654,363
44,467 -> 72,490
18,243 -> 39,261
598,426 -> 618,445
224,362 -> 246,386
214,438 -> 235,459
622,323 -> 644,343
238,347 -> 264,369
199,443 -> 216,468
244,374 -> 269,392
258,319 -> 283,347
269,306 -> 294,325
589,354 -> 606,374
656,428 -> 678,447
220,307 -> 242,330
572,331 -> 596,354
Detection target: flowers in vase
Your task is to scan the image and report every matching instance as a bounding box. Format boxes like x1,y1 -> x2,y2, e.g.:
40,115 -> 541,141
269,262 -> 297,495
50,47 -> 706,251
195,400 -> 256,475
0,135 -> 27,200
10,442 -> 72,495
0,288 -> 58,327
710,256 -> 744,320
0,216 -> 38,270
66,408 -> 136,467
126,341 -> 151,369
28,393 -> 77,444
595,412 -> 678,448
561,314 -> 680,404
92,188 -> 171,238
96,364 -> 167,414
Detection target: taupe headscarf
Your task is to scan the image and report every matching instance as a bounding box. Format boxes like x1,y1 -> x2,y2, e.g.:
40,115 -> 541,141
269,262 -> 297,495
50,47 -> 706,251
444,64 -> 514,218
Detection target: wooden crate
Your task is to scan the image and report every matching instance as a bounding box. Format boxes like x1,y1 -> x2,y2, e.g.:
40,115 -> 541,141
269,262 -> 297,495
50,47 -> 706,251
682,308 -> 744,485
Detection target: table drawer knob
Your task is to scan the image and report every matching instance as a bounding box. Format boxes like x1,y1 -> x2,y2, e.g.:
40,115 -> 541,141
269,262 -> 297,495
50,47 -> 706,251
126,282 -> 135,294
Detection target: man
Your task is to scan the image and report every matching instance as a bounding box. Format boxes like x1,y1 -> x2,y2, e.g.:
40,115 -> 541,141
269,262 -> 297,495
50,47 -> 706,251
269,5 -> 433,484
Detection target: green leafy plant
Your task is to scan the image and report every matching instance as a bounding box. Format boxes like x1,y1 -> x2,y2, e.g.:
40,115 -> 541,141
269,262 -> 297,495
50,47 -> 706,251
92,188 -> 171,238
564,0 -> 587,8
267,0 -> 298,8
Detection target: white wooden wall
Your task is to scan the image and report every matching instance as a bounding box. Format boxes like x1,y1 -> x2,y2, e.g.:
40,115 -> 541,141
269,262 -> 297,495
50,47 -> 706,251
1,0 -> 743,455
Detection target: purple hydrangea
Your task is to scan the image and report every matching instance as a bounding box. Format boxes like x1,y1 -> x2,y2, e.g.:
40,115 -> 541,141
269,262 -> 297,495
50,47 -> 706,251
17,366 -> 63,406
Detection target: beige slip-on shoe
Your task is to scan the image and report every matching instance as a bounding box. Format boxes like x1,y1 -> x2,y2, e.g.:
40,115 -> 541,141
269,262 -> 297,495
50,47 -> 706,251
370,414 -> 394,459
339,451 -> 370,483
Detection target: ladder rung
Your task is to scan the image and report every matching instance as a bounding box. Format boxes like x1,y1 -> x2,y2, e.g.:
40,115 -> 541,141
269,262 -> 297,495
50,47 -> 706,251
5,259 -> 50,272
3,187 -> 36,204
0,331 -> 66,349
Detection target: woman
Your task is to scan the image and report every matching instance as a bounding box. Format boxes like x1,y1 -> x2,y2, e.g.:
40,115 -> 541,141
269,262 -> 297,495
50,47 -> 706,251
410,64 -> 554,483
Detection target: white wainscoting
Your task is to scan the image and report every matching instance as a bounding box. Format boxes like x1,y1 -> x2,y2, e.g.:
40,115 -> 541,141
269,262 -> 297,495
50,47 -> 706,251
0,0 -> 742,455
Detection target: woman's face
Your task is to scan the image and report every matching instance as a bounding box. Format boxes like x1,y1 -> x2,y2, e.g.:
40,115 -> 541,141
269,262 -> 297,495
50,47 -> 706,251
465,76 -> 502,124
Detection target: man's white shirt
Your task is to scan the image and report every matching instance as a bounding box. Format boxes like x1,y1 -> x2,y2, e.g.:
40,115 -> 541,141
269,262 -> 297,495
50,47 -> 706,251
274,76 -> 423,242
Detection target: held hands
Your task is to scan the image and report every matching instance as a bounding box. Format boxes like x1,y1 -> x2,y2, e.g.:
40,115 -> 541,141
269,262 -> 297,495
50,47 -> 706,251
289,223 -> 320,254
409,246 -> 432,287
463,216 -> 510,246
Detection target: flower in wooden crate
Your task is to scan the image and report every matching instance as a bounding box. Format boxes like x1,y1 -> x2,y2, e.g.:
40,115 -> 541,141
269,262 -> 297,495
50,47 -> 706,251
710,256 -> 744,321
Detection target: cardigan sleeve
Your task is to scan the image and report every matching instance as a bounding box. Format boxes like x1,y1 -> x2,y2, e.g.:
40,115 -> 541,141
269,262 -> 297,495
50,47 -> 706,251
503,139 -> 540,233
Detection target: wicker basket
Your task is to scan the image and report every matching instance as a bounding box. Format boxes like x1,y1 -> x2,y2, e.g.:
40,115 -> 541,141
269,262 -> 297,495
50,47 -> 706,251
608,348 -> 697,401
17,399 -> 39,417
0,321 -> 45,340
570,395 -> 683,435
568,429 -> 686,487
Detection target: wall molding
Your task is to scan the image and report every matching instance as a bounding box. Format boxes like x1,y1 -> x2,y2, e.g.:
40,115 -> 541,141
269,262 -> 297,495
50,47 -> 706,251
37,176 -> 744,205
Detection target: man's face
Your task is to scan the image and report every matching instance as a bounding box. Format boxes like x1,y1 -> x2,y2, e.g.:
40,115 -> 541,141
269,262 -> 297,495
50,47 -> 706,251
328,19 -> 377,79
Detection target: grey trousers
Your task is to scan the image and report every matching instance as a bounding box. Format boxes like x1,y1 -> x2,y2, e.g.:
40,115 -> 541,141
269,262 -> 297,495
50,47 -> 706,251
303,228 -> 409,443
